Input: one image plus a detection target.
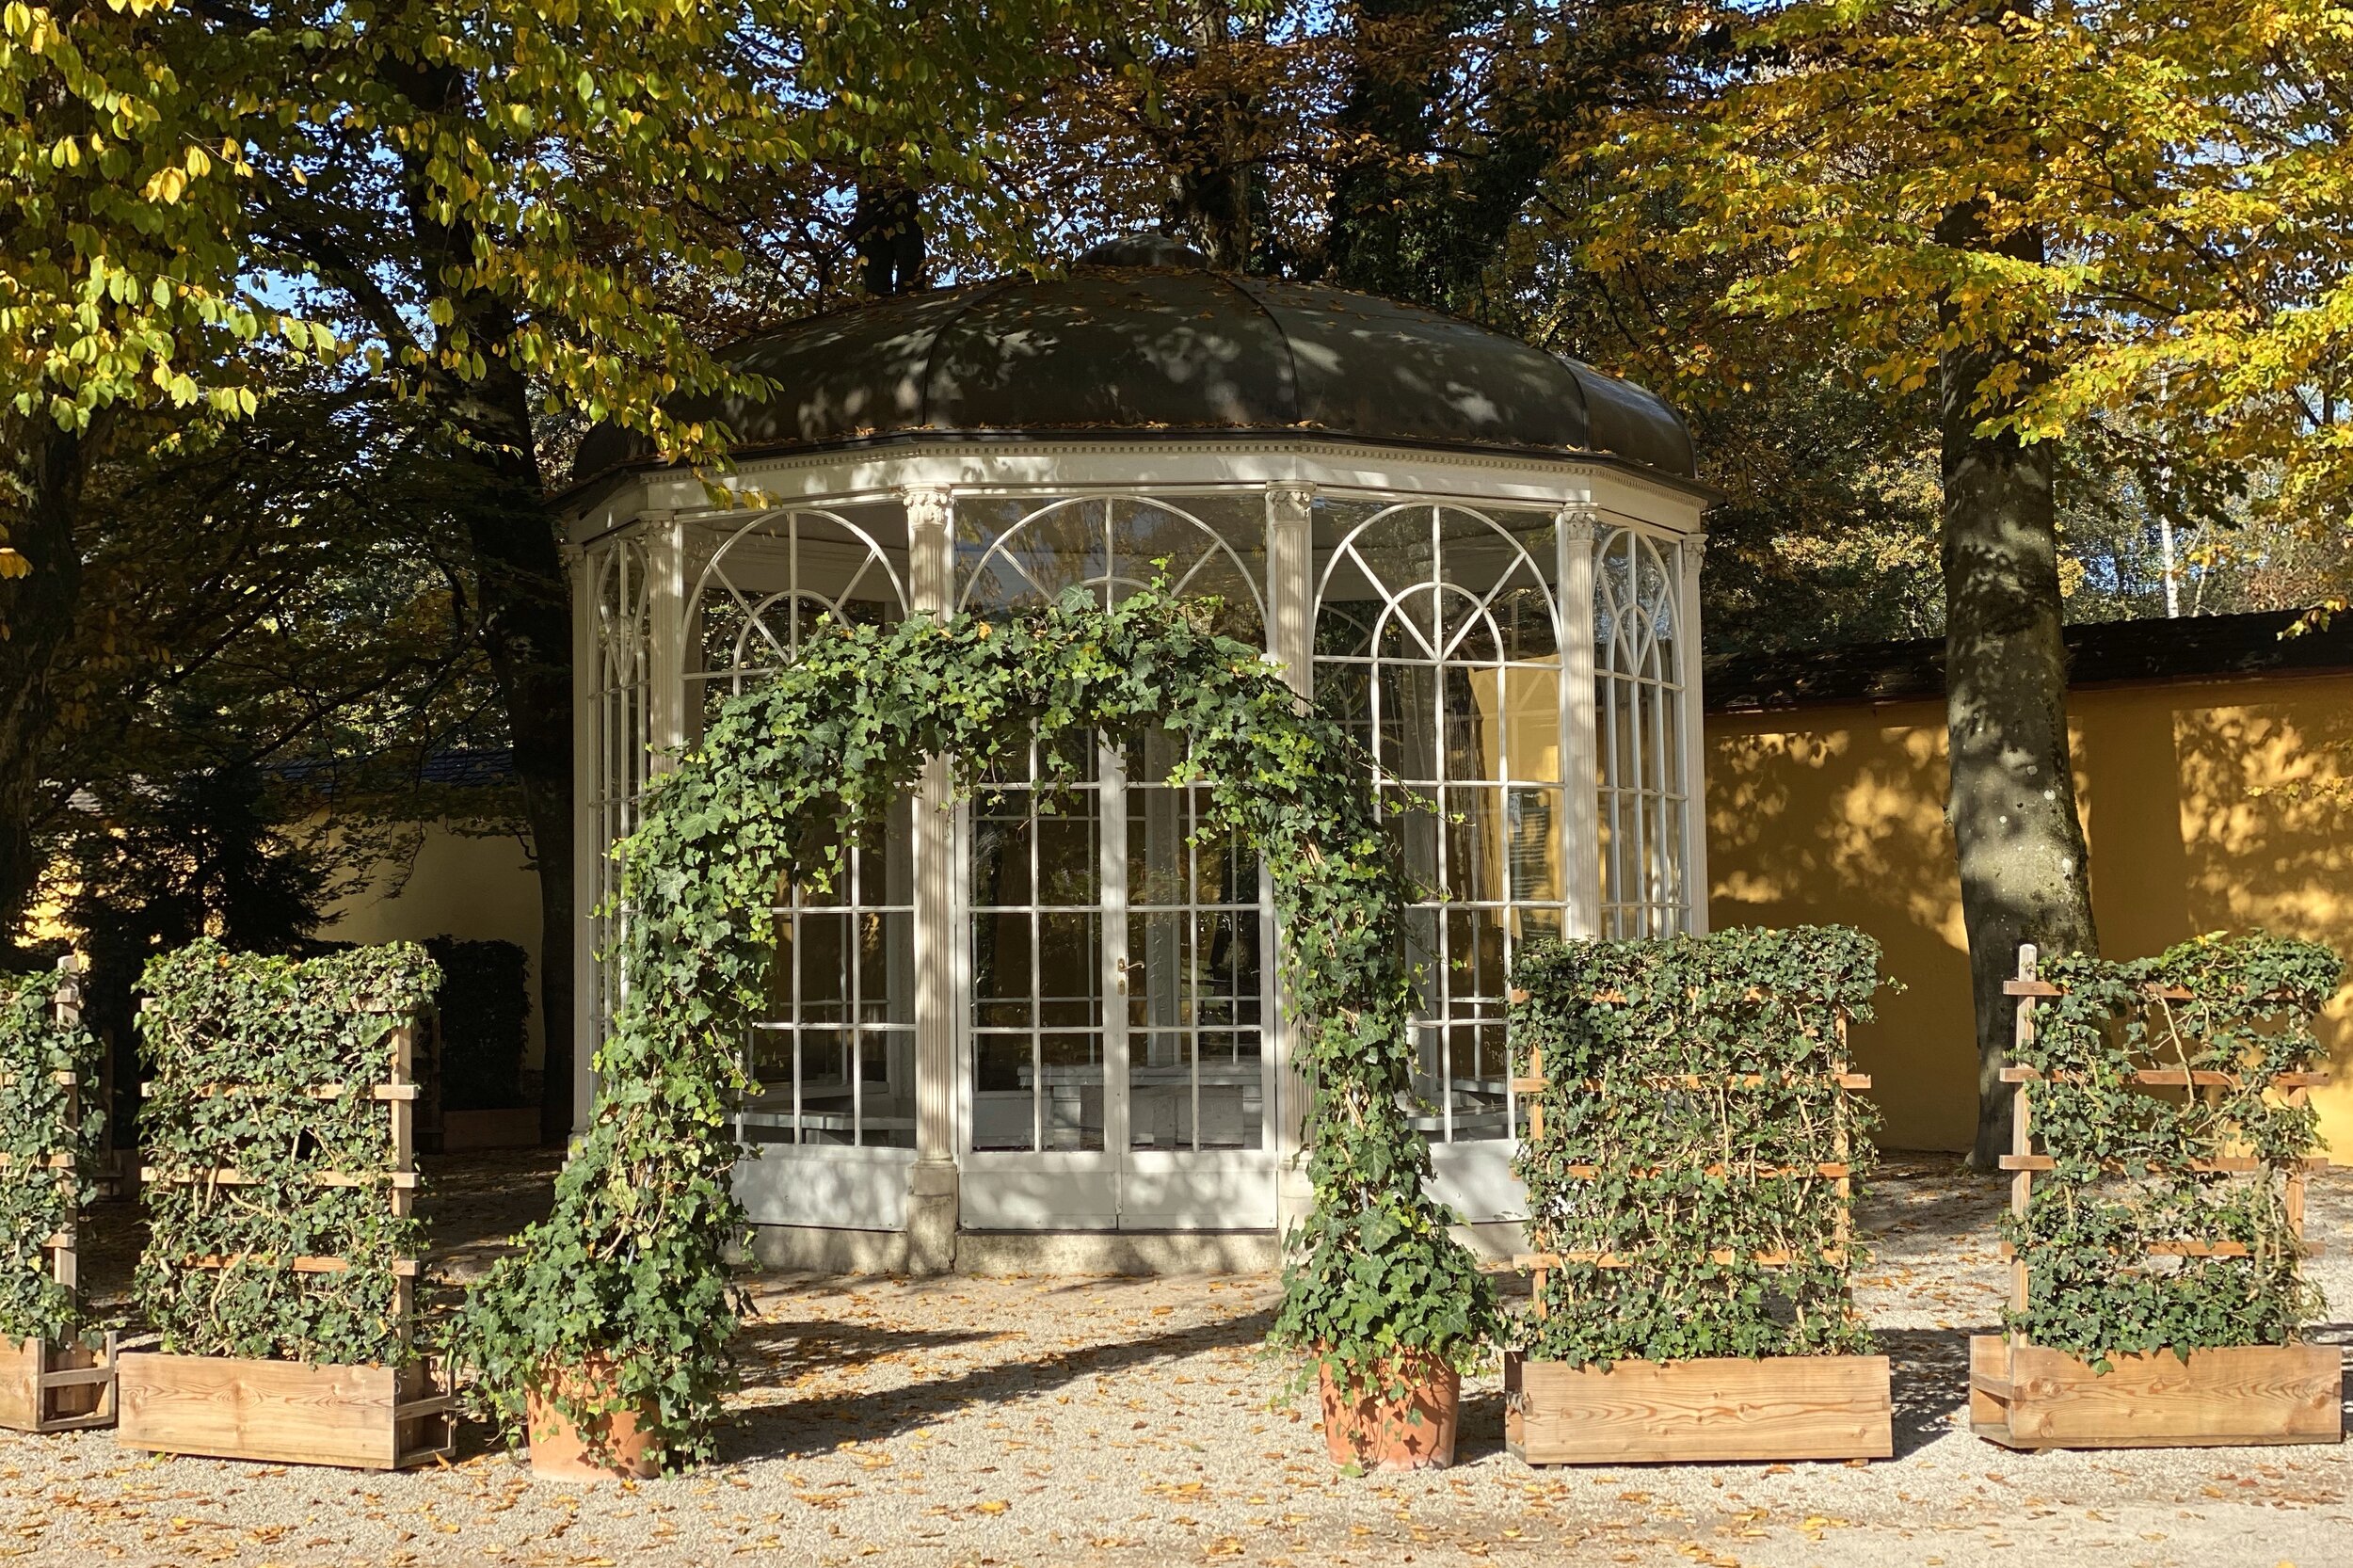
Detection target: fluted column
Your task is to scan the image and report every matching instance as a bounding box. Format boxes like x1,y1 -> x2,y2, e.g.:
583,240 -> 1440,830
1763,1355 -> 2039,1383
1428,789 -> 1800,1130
1678,533 -> 1710,934
1557,504 -> 1604,940
1265,482 -> 1317,1234
567,539 -> 599,1134
904,486 -> 960,1272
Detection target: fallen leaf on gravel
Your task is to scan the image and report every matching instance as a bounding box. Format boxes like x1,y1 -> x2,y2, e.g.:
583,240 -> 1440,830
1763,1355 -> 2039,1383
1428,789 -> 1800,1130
975,1500 -> 1009,1515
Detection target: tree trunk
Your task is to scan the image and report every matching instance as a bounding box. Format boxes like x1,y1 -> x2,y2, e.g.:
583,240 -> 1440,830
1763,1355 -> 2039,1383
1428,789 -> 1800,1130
385,76 -> 578,1144
1937,205 -> 2096,1170
437,365 -> 576,1147
0,417 -> 88,947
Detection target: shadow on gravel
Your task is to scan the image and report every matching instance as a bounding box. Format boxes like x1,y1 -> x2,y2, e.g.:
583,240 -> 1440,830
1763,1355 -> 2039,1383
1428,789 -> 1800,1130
1878,1324 -> 1981,1458
722,1305 -> 1281,1464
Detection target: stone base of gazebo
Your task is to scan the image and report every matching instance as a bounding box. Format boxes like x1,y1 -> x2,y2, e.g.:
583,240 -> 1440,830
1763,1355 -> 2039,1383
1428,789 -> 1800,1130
741,1218 -> 1524,1277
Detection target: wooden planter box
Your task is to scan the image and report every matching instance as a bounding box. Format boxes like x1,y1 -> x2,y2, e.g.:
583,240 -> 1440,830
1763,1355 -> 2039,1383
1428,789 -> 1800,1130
117,1352 -> 456,1469
1505,1352 -> 1894,1464
1970,1336 -> 2343,1449
0,1335 -> 117,1433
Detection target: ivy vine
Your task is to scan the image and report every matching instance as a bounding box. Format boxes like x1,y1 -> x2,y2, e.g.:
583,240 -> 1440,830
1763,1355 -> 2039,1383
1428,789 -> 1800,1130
0,968 -> 100,1347
1509,926 -> 1888,1367
136,939 -> 440,1366
2007,934 -> 2341,1365
455,585 -> 1494,1469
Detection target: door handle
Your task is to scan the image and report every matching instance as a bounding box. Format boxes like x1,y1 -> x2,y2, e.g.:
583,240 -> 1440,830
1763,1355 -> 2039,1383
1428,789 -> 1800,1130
1115,956 -> 1142,995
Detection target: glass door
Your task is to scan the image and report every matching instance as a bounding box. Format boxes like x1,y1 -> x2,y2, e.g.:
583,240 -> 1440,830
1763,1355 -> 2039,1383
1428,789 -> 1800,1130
958,731 -> 1274,1231
955,492 -> 1276,1231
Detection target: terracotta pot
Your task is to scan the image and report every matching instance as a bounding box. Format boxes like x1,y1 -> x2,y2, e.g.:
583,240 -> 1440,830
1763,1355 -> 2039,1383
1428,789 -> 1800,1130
526,1358 -> 663,1481
1317,1352 -> 1461,1471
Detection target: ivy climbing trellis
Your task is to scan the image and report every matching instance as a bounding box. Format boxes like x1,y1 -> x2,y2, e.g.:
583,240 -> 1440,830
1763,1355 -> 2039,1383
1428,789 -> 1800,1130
459,586 -> 1495,1467
1972,934 -> 2344,1449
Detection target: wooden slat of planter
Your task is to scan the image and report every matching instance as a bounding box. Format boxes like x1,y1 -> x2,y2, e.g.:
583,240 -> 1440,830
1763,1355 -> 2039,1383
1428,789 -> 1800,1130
116,1352 -> 453,1469
0,1336 -> 118,1433
1540,1072 -> 1872,1093
183,1255 -> 423,1277
1551,1162 -> 1851,1181
1969,1336 -> 2342,1449
142,1082 -> 421,1101
1517,1248 -> 1849,1271
1998,1240 -> 2326,1260
1998,1066 -> 2330,1089
140,1167 -> 421,1190
1504,1352 -> 1894,1464
2003,980 -> 2196,1000
1998,1154 -> 2328,1175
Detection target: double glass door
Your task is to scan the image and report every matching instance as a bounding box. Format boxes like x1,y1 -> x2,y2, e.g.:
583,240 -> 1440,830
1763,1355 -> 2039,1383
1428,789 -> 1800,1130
954,493 -> 1277,1230
961,728 -> 1275,1229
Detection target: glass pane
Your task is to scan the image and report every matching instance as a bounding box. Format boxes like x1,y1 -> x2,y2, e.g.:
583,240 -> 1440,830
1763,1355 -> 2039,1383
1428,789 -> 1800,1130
1375,663 -> 1440,782
972,913 -> 1034,1027
1041,1032 -> 1106,1150
1507,788 -> 1566,905
1443,787 -> 1505,905
1504,665 -> 1561,782
1130,1031 -> 1193,1151
1036,912 -> 1100,1028
972,1034 -> 1036,1151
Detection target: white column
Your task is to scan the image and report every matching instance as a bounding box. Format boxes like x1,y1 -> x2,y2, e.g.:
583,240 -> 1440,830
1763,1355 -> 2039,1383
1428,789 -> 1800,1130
1556,504 -> 1603,941
1678,534 -> 1710,935
567,540 -> 600,1135
1265,482 -> 1316,1233
904,486 -> 960,1272
645,513 -> 689,775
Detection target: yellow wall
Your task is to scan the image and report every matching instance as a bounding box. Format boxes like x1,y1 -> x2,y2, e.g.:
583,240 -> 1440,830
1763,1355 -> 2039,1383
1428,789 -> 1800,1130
318,824 -> 547,1071
1708,673 -> 2353,1151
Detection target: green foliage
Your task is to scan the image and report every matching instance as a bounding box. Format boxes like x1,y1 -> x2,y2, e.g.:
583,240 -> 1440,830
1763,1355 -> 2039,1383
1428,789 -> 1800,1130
2006,934 -> 2342,1367
1510,926 -> 1888,1367
456,585 -> 1493,1469
425,938 -> 531,1113
0,967 -> 100,1345
135,938 -> 440,1367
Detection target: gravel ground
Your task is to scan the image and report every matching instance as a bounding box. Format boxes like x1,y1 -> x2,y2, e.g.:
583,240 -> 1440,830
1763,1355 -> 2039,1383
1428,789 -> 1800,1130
9,1154 -> 2353,1568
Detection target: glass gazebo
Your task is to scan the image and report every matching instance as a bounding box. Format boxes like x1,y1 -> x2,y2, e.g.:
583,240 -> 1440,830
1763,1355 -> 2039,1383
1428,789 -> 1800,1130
561,235 -> 1711,1271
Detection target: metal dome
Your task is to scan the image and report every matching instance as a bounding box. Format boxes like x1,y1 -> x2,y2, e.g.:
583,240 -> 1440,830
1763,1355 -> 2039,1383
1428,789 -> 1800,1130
570,238 -> 1697,486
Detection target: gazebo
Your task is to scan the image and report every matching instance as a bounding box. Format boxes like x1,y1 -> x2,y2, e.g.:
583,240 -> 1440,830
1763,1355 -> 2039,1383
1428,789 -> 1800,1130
561,235 -> 1712,1272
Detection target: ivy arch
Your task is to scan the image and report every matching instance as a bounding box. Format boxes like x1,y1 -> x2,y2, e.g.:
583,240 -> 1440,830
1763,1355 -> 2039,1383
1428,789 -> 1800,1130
460,586 -> 1493,1466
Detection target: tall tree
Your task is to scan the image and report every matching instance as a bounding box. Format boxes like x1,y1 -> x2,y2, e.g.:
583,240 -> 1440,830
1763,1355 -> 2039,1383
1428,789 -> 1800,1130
5,0 -> 1097,1138
1583,0 -> 2353,1161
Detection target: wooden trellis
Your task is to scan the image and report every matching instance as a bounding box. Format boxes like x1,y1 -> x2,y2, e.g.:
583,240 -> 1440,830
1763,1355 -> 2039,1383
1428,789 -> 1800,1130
1970,943 -> 2342,1449
1510,1012 -> 1872,1300
120,1000 -> 454,1469
0,956 -> 118,1434
1504,991 -> 1892,1464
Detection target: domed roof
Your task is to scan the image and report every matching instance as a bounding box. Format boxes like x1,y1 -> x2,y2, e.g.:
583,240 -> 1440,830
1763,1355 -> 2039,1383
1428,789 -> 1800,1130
570,237 -> 1696,486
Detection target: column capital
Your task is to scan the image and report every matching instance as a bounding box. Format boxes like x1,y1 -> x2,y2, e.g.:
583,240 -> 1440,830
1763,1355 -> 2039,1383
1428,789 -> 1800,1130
1266,482 -> 1317,521
1681,532 -> 1709,585
901,485 -> 953,534
1556,501 -> 1603,546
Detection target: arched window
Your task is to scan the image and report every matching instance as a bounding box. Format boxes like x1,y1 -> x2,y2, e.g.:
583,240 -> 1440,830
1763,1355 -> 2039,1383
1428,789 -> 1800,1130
956,494 -> 1270,1166
586,531 -> 654,1041
1313,501 -> 1569,1144
685,506 -> 916,1150
1593,526 -> 1688,938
